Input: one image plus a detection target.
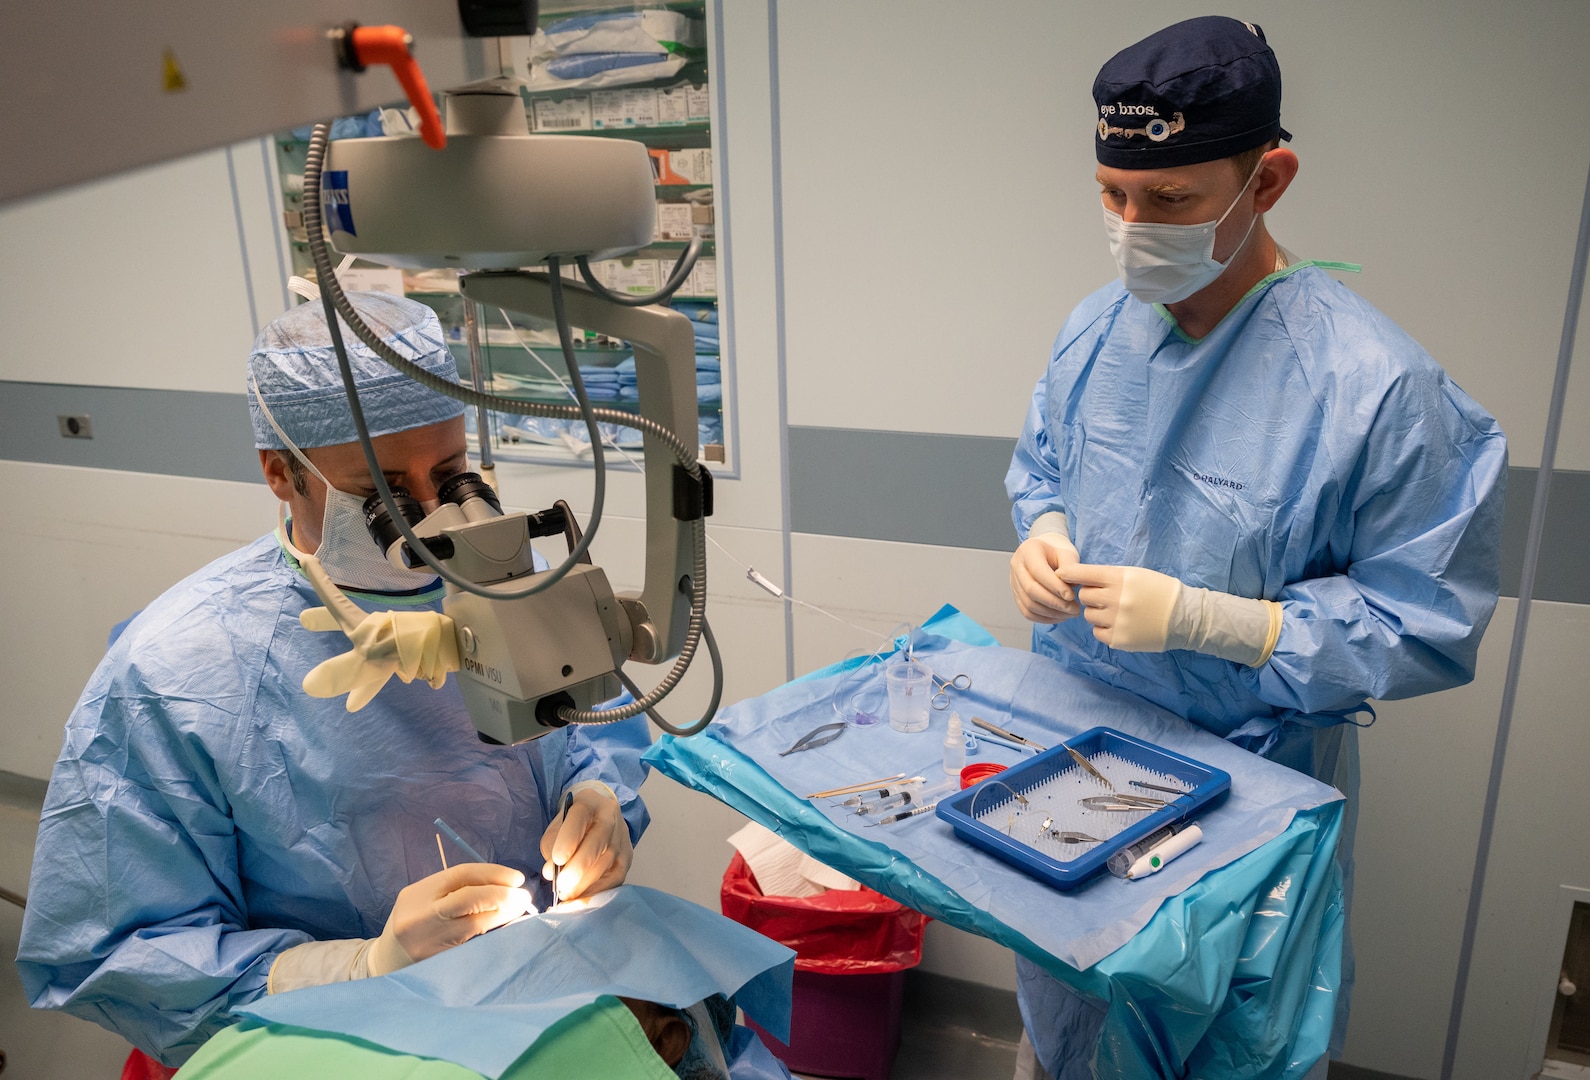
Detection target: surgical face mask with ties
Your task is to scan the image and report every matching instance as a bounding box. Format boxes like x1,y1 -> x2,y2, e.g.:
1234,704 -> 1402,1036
252,377 -> 439,593
1102,160 -> 1265,306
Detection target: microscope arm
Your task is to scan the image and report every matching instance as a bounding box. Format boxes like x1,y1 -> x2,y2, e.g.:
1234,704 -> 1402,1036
459,271 -> 700,663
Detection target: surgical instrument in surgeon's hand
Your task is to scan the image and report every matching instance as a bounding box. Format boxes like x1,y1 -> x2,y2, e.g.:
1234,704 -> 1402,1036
552,792 -> 575,904
970,716 -> 1047,753
434,817 -> 487,863
779,721 -> 847,756
433,821 -> 539,922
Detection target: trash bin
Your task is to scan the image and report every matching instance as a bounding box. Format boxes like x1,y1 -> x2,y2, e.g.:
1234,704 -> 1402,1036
721,852 -> 928,1080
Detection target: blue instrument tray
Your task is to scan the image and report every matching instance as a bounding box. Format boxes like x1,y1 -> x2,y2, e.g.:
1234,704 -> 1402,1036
935,726 -> 1230,890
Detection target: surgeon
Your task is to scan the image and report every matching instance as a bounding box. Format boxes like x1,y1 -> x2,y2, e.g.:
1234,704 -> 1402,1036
1005,16 -> 1506,1080
16,293 -> 649,1069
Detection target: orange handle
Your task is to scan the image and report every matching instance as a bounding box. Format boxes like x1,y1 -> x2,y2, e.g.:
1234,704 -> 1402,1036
350,25 -> 445,150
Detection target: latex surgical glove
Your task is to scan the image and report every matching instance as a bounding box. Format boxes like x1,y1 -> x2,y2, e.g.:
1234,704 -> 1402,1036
266,864 -> 534,992
540,781 -> 633,903
368,863 -> 536,976
1064,563 -> 1283,667
296,551 -> 460,711
1009,512 -> 1083,624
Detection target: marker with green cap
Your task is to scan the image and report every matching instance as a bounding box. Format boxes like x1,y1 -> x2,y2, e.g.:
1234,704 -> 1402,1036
1119,824 -> 1204,880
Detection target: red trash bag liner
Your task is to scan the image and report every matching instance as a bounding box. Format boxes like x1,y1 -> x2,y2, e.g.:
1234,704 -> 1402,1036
122,1049 -> 179,1080
720,852 -> 927,975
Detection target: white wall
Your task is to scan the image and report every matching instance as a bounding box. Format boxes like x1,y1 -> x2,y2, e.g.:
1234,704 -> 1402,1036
754,2 -> 1590,1077
2,3 -> 1588,1078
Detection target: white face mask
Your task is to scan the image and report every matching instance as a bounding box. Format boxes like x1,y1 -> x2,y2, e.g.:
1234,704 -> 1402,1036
252,378 -> 437,594
1102,161 -> 1264,306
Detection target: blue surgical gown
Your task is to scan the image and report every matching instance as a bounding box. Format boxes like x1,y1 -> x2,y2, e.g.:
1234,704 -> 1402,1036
1005,264 -> 1505,1076
15,534 -> 651,1067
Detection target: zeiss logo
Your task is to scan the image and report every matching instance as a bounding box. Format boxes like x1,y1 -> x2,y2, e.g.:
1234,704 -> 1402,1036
1191,471 -> 1244,492
321,170 -> 356,236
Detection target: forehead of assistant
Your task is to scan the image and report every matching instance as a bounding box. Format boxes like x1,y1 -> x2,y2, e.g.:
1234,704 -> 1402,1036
1092,15 -> 1290,170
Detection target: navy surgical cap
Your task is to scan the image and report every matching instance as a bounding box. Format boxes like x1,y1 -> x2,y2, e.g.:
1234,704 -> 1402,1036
248,291 -> 465,450
1093,15 -> 1291,169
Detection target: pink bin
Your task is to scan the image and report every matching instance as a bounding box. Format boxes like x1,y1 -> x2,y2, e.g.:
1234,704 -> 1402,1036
745,967 -> 907,1080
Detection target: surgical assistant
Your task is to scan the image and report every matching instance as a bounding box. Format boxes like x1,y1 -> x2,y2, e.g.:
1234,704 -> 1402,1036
16,294 -> 649,1066
1005,17 -> 1506,1079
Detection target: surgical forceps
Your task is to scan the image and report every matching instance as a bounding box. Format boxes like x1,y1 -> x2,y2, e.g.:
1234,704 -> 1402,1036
779,721 -> 847,756
1079,794 -> 1168,812
928,671 -> 971,710
970,716 -> 1047,753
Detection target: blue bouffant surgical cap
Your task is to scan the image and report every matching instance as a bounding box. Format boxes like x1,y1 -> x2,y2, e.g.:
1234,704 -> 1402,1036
248,292 -> 465,450
1093,15 -> 1292,170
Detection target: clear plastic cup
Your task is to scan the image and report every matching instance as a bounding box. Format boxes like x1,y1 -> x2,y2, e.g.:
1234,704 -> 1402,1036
886,663 -> 932,733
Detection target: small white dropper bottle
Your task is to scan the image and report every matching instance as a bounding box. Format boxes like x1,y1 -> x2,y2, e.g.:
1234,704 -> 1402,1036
943,712 -> 966,776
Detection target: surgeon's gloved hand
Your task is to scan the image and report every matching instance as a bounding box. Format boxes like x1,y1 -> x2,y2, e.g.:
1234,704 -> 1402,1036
540,781 -> 634,903
1063,563 -> 1283,667
296,552 -> 460,711
368,863 -> 537,976
1010,512 -> 1083,624
267,863 -> 534,993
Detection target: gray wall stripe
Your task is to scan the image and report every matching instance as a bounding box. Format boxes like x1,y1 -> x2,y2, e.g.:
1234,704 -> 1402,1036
788,425 -> 1585,606
0,382 -> 261,484
1,386 -> 1582,605
1497,466 -> 1590,603
788,426 -> 1019,552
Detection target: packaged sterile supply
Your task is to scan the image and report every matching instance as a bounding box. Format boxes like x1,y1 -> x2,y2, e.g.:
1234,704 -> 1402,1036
661,256 -> 717,299
686,83 -> 711,122
656,202 -> 696,241
531,94 -> 593,132
586,257 -> 662,298
592,88 -> 659,129
650,147 -> 713,185
652,81 -> 711,124
524,10 -> 702,92
657,81 -> 711,125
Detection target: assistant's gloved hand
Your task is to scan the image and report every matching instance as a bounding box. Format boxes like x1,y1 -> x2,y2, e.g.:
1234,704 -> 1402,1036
296,552 -> 460,711
1009,512 -> 1083,624
1062,563 -> 1283,667
540,781 -> 634,903
266,863 -> 535,993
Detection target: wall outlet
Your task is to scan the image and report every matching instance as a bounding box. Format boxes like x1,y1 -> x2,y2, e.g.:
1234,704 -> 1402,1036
57,414 -> 93,439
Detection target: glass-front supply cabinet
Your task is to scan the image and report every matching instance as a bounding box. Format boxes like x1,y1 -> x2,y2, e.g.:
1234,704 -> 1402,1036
273,1 -> 727,471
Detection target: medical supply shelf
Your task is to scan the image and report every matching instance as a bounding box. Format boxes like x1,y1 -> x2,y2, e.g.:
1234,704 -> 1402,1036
270,0 -> 727,470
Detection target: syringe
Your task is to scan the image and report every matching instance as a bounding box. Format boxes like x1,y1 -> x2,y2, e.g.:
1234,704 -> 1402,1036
870,798 -> 948,826
839,776 -> 926,807
855,779 -> 954,816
